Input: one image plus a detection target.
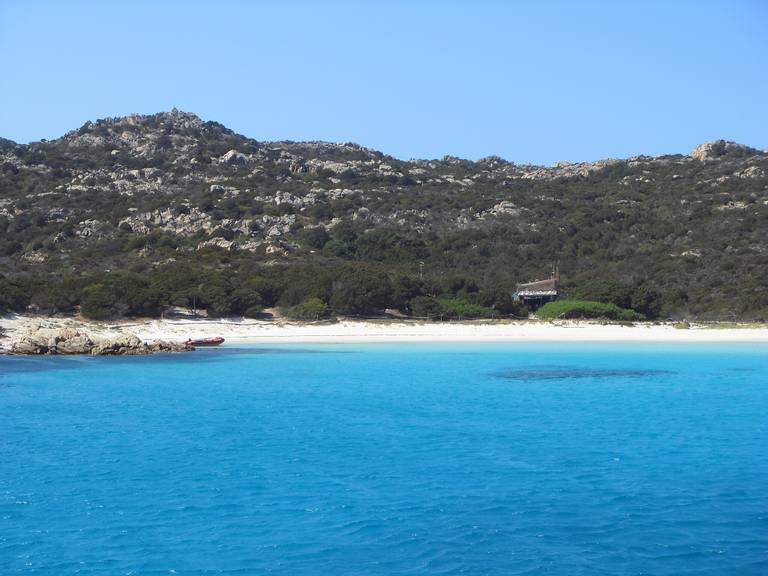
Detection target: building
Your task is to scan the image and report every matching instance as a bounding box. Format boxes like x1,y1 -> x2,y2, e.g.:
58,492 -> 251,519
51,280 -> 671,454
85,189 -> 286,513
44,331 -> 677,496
514,267 -> 559,310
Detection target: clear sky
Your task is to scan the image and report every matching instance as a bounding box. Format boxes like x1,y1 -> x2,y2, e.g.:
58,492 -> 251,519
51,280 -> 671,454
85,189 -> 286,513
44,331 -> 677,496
1,0 -> 766,164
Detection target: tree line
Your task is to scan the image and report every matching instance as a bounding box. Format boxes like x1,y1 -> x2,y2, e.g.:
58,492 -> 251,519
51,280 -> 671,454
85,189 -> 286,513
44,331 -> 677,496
0,262 -> 528,321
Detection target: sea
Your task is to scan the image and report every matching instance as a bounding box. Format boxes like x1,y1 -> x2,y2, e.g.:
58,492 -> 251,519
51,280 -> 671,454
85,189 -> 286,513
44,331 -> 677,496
1,342 -> 766,575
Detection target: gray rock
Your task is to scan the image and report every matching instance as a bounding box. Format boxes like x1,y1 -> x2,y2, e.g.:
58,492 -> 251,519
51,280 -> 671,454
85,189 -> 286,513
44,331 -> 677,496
197,237 -> 235,251
691,140 -> 759,161
55,334 -> 95,354
220,149 -> 249,165
9,326 -> 191,355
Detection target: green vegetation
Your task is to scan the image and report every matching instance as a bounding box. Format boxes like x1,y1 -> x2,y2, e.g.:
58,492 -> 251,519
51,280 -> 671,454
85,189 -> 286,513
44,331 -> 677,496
537,300 -> 643,321
283,297 -> 332,321
437,297 -> 497,319
80,283 -> 121,320
1,112 -> 767,322
409,296 -> 444,318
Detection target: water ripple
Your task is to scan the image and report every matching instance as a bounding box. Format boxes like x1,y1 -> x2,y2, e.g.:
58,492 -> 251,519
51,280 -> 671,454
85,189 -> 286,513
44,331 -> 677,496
493,365 -> 675,381
1,343 -> 766,575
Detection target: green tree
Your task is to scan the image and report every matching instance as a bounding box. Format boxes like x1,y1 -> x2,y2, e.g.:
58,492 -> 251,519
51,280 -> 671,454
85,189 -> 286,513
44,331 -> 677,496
80,283 -> 119,320
283,297 -> 331,320
0,276 -> 30,312
329,268 -> 393,315
409,296 -> 443,318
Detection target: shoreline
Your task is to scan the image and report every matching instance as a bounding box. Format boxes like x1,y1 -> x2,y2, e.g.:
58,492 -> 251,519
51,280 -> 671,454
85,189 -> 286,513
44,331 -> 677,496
3,315 -> 768,350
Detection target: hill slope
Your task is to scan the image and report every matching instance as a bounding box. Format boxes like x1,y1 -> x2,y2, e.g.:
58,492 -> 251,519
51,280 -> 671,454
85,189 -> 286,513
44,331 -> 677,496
1,110 -> 767,320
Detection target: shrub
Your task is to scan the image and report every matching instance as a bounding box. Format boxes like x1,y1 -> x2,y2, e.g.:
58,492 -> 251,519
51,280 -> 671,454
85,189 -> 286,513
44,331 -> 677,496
228,287 -> 263,317
298,227 -> 330,249
29,283 -> 77,314
0,276 -> 31,312
409,296 -> 443,318
329,268 -> 393,315
80,283 -> 119,320
323,239 -> 354,259
537,299 -> 643,321
283,297 -> 331,321
275,268 -> 333,308
80,275 -> 166,319
438,297 -> 497,319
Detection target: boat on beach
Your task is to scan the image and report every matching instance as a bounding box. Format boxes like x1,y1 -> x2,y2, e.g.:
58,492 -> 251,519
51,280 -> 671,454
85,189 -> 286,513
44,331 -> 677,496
185,337 -> 225,347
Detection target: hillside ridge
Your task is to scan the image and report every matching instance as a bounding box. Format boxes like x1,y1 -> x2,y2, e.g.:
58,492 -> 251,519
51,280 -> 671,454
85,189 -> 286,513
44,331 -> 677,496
1,110 -> 767,321
5,109 -> 765,166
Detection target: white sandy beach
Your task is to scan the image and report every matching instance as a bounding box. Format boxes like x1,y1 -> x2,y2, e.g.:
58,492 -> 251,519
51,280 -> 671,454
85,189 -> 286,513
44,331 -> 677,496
2,314 -> 768,348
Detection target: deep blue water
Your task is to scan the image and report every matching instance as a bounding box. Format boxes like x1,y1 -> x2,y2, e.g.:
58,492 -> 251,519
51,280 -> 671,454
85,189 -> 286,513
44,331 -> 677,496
1,342 -> 767,575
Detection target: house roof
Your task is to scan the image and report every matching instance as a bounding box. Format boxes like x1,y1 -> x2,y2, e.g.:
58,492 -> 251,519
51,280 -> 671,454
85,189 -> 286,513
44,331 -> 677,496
516,277 -> 558,292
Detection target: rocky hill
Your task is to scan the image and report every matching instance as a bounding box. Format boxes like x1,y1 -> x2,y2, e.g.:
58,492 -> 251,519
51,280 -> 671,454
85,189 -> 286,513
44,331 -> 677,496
1,110 -> 767,320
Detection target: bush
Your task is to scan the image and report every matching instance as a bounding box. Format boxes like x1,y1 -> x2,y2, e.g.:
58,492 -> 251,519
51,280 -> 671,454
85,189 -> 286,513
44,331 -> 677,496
297,227 -> 330,249
537,299 -> 643,321
569,280 -> 662,319
123,284 -> 165,317
355,229 -> 428,262
438,297 -> 497,319
329,268 -> 393,315
476,288 -> 526,316
0,276 -> 31,312
322,239 -> 354,259
80,274 -> 165,319
226,287 -> 263,317
283,297 -> 331,321
409,296 -> 443,318
29,283 -> 77,314
275,268 -> 333,308
80,283 -> 119,320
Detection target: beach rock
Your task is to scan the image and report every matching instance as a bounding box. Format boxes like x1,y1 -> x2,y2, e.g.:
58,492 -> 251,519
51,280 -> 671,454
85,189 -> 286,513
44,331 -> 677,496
9,326 -> 191,355
55,334 -> 95,354
9,339 -> 42,355
10,327 -> 65,354
146,340 -> 190,353
90,334 -> 143,355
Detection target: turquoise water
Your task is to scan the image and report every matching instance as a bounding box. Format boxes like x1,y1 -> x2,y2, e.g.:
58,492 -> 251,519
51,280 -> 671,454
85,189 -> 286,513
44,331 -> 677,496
1,342 -> 766,575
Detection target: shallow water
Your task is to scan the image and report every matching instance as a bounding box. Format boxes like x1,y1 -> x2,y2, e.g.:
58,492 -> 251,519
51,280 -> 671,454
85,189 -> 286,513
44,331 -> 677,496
1,342 -> 766,575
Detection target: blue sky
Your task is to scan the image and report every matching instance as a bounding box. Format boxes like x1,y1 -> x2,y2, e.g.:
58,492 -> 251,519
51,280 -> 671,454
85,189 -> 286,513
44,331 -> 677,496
1,0 -> 766,164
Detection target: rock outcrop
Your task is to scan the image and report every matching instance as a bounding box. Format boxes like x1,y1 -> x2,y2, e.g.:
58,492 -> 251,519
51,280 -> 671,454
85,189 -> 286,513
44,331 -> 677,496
9,326 -> 191,355
691,140 -> 759,161
220,149 -> 249,165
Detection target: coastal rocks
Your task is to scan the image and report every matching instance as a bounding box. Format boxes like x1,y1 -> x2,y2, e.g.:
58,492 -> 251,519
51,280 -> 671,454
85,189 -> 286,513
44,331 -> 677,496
90,334 -> 187,355
10,326 -> 95,355
9,326 -> 190,355
55,332 -> 96,354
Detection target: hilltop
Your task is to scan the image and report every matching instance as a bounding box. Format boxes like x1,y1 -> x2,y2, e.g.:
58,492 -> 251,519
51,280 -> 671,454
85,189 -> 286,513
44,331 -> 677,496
1,110 -> 767,320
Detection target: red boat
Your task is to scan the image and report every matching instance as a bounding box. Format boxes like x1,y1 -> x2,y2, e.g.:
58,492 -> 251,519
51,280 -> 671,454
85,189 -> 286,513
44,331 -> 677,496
185,337 -> 225,347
